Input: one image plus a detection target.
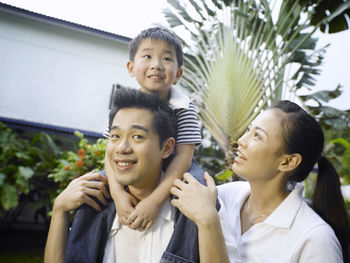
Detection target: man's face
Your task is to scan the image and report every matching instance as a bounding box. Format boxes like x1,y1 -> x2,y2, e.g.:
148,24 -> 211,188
106,108 -> 172,193
127,38 -> 183,100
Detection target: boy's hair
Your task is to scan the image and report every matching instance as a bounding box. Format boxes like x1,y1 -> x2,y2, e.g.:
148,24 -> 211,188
129,27 -> 183,67
109,87 -> 177,147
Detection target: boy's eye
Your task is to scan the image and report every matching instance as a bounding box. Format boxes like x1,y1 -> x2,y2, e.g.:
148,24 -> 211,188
144,55 -> 151,59
163,57 -> 172,61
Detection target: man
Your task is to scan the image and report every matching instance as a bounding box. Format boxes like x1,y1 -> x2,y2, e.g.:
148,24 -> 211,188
44,87 -> 201,263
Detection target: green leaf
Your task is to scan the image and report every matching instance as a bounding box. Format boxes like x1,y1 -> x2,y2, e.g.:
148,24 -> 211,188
216,169 -> 233,180
0,184 -> 18,210
15,166 -> 34,194
0,173 -> 5,185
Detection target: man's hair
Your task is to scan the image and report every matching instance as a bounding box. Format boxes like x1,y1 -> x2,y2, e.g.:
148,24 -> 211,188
129,27 -> 183,67
109,87 -> 177,147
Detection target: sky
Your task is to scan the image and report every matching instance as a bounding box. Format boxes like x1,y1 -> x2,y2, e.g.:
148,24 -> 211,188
1,0 -> 349,110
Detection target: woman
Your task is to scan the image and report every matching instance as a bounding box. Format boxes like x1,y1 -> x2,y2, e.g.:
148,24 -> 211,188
171,100 -> 350,263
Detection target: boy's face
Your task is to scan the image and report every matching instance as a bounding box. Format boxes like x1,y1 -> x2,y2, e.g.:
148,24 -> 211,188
106,107 -> 174,194
127,38 -> 183,100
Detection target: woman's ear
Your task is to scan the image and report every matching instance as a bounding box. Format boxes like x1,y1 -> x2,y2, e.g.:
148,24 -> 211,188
279,153 -> 302,172
161,137 -> 175,159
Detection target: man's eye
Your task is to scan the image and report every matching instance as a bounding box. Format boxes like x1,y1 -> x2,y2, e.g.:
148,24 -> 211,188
110,134 -> 119,139
133,135 -> 143,140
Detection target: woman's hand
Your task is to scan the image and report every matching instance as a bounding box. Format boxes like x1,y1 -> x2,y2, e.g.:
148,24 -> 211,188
170,172 -> 218,226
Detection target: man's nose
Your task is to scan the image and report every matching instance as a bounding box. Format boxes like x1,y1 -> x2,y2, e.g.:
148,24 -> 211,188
116,138 -> 132,153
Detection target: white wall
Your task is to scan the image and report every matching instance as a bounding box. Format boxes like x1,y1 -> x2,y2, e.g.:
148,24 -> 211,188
0,8 -> 137,134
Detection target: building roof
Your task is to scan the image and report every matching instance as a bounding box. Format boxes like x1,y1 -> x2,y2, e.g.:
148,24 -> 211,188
0,2 -> 131,43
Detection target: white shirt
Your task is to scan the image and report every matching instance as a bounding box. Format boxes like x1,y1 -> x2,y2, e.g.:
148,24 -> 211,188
218,181 -> 343,263
103,198 -> 175,263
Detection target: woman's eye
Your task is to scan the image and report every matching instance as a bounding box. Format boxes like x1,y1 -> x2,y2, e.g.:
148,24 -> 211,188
245,127 -> 250,133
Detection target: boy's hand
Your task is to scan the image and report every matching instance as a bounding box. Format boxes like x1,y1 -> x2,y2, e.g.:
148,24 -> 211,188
114,190 -> 138,225
126,197 -> 161,230
106,170 -> 138,225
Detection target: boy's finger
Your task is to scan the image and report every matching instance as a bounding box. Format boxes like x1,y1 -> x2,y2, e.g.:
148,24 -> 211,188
145,221 -> 153,230
126,212 -> 138,225
128,217 -> 142,229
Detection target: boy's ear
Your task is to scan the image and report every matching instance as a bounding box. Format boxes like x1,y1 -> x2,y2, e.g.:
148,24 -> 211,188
279,153 -> 302,172
174,67 -> 183,84
161,137 -> 175,159
127,61 -> 135,77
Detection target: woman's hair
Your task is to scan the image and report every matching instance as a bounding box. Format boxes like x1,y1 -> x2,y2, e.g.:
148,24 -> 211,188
270,100 -> 349,261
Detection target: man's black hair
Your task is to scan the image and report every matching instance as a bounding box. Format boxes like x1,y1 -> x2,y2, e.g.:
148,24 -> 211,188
109,87 -> 177,147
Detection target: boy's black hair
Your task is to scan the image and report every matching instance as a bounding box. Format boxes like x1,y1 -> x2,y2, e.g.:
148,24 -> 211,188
109,87 -> 177,147
129,27 -> 183,67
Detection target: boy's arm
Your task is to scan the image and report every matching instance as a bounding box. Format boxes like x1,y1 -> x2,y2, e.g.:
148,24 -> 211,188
44,173 -> 109,263
127,144 -> 195,229
104,154 -> 138,224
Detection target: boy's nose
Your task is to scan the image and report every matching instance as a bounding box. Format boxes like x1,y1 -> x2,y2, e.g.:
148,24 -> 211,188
151,59 -> 163,70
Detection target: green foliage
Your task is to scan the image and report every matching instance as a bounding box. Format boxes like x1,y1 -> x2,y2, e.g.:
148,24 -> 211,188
48,131 -> 107,195
0,123 -> 59,212
328,137 -> 350,185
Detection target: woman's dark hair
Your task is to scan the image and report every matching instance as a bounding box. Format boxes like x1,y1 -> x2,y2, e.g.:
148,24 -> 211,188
271,100 -> 349,261
108,87 -> 177,148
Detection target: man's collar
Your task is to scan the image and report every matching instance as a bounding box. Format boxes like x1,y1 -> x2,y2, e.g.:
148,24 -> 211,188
110,198 -> 173,234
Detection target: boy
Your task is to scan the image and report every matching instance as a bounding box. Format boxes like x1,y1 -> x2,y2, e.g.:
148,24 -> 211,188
105,27 -> 204,230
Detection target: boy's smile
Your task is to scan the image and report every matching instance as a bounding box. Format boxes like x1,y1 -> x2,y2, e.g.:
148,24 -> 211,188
127,38 -> 183,100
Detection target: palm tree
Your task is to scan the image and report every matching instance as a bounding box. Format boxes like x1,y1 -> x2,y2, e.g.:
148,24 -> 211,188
163,0 -> 347,166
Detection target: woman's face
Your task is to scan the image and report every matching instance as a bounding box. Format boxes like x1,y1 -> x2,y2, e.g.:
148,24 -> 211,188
232,109 -> 287,181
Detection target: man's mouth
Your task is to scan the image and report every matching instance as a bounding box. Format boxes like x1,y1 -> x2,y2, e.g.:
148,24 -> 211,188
115,160 -> 137,169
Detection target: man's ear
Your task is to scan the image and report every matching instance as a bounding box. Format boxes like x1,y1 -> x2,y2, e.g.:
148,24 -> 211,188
126,61 -> 135,77
161,137 -> 175,159
174,67 -> 183,84
279,153 -> 302,172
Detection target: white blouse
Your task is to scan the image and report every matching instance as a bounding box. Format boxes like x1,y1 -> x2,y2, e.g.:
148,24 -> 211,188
218,181 -> 343,263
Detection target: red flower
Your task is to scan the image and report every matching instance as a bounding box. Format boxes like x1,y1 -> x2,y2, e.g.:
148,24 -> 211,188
71,176 -> 77,180
95,150 -> 101,156
78,149 -> 86,156
75,160 -> 84,167
64,165 -> 70,171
